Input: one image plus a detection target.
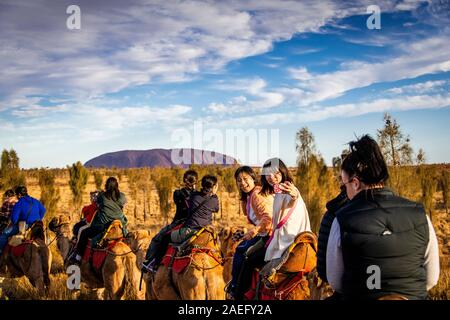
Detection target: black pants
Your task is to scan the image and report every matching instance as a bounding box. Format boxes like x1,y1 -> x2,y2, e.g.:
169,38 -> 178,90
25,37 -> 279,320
145,223 -> 176,265
73,219 -> 88,238
234,244 -> 267,300
75,224 -> 105,256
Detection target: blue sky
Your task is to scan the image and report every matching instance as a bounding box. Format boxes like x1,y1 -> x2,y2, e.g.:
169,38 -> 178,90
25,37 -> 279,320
0,0 -> 449,168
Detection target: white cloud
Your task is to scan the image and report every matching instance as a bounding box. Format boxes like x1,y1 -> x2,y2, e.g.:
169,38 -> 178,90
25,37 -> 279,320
208,78 -> 284,114
287,36 -> 450,106
288,67 -> 313,81
211,93 -> 450,128
0,0 -> 424,107
386,80 -> 448,95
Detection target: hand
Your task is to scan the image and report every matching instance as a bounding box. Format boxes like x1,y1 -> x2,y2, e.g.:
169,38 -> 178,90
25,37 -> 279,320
279,181 -> 298,200
242,229 -> 256,241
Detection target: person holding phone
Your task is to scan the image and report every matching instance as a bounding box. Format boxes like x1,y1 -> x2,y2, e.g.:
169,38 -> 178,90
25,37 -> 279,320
234,158 -> 311,299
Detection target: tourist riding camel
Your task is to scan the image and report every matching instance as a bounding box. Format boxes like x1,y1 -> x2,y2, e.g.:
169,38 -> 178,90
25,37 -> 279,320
326,135 -> 440,300
170,174 -> 219,244
142,169 -> 198,272
72,190 -> 100,240
0,189 -> 17,233
144,174 -> 219,272
68,177 -> 128,265
226,166 -> 273,299
0,186 -> 46,256
147,175 -> 222,300
234,158 -> 311,300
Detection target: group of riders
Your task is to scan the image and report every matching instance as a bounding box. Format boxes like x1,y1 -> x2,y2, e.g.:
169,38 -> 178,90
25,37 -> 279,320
0,135 -> 441,300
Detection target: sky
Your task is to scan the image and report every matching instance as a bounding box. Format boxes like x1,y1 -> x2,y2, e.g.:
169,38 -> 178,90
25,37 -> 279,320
0,0 -> 449,168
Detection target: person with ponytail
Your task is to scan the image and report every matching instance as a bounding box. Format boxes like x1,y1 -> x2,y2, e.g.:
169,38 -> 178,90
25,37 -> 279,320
326,135 -> 440,300
69,176 -> 128,265
170,174 -> 219,243
142,170 -> 198,272
227,166 -> 274,299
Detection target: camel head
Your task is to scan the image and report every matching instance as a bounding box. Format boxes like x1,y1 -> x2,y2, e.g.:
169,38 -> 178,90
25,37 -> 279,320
48,214 -> 72,237
125,229 -> 151,252
218,226 -> 248,258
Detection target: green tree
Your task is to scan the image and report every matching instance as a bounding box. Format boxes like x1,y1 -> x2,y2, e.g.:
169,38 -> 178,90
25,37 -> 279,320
38,168 -> 60,221
377,113 -> 414,195
68,161 -> 89,213
295,128 -> 339,234
93,171 -> 103,190
377,113 -> 413,166
296,127 -> 316,165
416,148 -> 426,165
155,174 -> 176,225
0,149 -> 26,190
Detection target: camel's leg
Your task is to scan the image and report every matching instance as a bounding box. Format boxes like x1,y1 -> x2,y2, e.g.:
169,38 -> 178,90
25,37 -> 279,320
145,274 -> 157,300
175,268 -> 206,300
123,254 -> 145,300
103,257 -> 125,300
153,266 -> 180,300
205,269 -> 225,300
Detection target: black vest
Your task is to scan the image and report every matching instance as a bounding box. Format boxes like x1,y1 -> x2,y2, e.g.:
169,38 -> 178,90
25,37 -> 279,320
336,188 -> 429,300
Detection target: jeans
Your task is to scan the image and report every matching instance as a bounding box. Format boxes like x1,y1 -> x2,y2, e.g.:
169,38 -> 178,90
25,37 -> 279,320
0,224 -> 20,253
75,224 -> 105,256
144,223 -> 174,264
234,239 -> 268,300
229,236 -> 262,294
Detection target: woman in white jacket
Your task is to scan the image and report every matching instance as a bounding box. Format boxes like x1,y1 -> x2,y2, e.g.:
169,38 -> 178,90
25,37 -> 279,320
234,158 -> 311,299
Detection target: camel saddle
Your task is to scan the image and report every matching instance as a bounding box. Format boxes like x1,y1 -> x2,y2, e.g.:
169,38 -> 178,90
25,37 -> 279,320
161,227 -> 223,274
7,221 -> 45,247
245,231 -> 318,300
4,221 -> 45,257
82,220 -> 125,271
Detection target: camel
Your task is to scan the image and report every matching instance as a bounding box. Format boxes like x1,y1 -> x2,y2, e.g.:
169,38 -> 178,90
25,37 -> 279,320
148,226 -> 225,300
48,215 -> 144,300
217,226 -> 247,285
0,222 -> 52,297
247,231 -> 319,300
124,229 -> 151,269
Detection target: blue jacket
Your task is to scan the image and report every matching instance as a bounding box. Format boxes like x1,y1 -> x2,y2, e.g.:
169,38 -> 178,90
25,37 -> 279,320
183,191 -> 219,229
11,196 -> 46,225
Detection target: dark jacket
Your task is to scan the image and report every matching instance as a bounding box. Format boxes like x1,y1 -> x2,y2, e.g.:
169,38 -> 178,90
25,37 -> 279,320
183,191 -> 219,229
91,192 -> 128,234
317,189 -> 348,282
11,196 -> 46,226
336,188 -> 429,300
171,187 -> 193,224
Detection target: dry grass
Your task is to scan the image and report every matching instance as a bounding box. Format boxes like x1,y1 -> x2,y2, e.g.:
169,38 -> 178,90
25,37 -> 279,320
429,256 -> 450,300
